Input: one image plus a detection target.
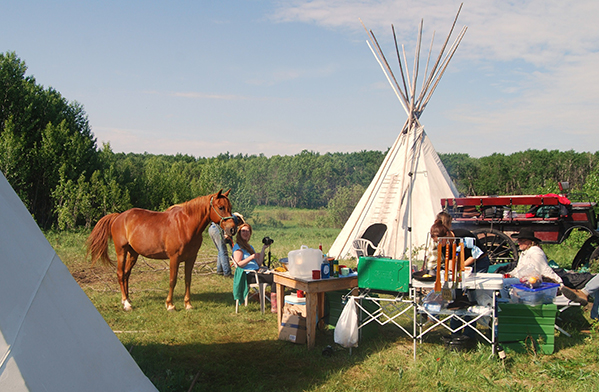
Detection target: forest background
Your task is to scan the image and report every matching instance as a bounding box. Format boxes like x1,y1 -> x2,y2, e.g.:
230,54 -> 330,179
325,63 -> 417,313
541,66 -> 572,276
2,51 -> 599,231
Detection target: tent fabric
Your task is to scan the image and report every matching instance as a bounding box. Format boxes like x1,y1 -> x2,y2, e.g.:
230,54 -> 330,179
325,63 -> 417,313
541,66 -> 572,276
329,125 -> 458,261
0,172 -> 157,391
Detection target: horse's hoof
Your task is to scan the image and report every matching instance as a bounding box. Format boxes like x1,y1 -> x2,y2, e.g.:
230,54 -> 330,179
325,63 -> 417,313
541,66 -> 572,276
122,300 -> 132,311
185,304 -> 193,310
166,304 -> 176,312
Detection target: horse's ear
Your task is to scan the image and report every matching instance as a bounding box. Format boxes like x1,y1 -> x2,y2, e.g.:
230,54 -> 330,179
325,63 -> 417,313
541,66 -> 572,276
223,189 -> 231,197
216,189 -> 223,198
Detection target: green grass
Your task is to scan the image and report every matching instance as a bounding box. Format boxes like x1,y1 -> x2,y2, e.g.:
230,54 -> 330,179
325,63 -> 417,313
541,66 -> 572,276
48,207 -> 599,392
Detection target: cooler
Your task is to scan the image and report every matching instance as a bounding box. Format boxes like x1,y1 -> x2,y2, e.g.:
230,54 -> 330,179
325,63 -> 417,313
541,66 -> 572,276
357,257 -> 410,293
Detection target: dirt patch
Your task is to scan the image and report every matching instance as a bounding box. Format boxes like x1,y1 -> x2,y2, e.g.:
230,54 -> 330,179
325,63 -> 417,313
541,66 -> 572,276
71,267 -> 112,285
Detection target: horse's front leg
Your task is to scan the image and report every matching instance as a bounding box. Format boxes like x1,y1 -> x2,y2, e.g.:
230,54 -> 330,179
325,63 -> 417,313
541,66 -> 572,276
165,258 -> 180,311
183,259 -> 196,310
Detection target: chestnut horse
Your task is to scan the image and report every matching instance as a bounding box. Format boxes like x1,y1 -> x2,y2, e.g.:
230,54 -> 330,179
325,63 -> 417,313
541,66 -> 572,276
86,189 -> 238,311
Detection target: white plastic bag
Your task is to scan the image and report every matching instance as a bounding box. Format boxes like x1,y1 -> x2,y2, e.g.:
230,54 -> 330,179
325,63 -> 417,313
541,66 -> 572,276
334,296 -> 359,348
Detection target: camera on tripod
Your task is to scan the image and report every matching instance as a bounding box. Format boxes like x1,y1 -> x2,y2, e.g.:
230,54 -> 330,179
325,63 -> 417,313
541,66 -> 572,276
262,236 -> 274,246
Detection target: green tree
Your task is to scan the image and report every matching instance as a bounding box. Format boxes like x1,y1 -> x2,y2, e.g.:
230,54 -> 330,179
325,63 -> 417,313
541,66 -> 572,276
326,184 -> 366,228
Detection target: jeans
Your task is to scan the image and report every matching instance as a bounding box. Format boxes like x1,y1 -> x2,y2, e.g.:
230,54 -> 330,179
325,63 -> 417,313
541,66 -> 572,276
583,274 -> 599,320
209,222 -> 230,276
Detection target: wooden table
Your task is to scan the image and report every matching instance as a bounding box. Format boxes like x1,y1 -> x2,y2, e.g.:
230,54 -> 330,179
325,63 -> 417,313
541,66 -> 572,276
272,271 -> 358,349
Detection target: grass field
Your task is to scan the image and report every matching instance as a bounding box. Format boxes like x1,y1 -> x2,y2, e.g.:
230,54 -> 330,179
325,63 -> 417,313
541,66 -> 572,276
46,207 -> 599,392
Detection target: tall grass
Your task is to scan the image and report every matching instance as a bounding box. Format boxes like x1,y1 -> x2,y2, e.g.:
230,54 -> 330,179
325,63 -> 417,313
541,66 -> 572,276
48,207 -> 598,392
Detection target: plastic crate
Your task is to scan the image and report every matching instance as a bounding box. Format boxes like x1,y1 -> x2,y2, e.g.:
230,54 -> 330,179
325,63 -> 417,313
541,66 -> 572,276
510,282 -> 559,306
498,303 -> 557,354
357,257 -> 410,292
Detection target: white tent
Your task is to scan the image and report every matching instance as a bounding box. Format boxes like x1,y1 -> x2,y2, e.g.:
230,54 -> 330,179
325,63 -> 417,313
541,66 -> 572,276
329,7 -> 466,262
0,172 -> 157,391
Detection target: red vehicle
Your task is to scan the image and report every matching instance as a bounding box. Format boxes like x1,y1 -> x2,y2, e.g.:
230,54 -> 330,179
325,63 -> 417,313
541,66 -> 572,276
441,189 -> 599,269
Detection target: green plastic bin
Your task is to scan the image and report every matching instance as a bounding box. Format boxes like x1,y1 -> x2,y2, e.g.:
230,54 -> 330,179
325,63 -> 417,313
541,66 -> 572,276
497,303 -> 557,354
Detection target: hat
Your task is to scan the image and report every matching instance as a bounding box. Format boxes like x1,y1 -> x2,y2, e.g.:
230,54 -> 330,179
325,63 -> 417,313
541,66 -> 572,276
511,228 -> 541,243
232,212 -> 245,225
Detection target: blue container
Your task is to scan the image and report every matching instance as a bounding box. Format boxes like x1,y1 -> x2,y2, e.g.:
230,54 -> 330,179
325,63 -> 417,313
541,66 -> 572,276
510,282 -> 559,306
321,262 -> 330,279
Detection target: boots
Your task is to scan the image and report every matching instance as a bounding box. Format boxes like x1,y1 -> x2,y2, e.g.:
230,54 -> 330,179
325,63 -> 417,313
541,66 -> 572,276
270,292 -> 277,313
561,286 -> 588,306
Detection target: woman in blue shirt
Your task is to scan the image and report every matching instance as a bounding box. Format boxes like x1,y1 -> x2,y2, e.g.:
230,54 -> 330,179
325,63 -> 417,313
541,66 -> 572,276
232,223 -> 276,312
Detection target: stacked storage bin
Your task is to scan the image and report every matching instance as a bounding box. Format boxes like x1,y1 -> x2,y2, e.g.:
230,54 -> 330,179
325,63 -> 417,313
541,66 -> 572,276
497,303 -> 557,354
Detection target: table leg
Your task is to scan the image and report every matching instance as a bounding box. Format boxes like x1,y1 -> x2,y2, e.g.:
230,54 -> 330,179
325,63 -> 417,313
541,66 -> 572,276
306,292 -> 318,349
317,293 -> 325,330
276,283 -> 284,334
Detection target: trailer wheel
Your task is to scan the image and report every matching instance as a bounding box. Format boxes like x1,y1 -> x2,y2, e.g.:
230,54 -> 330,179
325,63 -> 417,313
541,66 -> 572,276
472,228 -> 519,265
571,236 -> 599,270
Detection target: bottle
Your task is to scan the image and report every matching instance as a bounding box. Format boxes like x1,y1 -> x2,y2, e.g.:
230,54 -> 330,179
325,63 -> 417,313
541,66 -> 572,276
333,259 -> 339,277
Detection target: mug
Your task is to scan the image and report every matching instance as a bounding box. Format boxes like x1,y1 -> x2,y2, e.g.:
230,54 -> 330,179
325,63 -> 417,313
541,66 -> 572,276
312,270 -> 321,279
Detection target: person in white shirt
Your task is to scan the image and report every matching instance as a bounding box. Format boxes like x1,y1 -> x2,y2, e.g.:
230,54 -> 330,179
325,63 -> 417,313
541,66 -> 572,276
507,228 -> 563,285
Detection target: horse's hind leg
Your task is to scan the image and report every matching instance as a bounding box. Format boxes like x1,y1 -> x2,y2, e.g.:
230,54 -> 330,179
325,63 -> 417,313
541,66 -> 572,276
116,248 -> 138,311
122,250 -> 139,311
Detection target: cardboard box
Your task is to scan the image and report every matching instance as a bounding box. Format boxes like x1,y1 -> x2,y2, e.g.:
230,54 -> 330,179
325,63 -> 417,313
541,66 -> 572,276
283,303 -> 307,317
279,313 -> 307,344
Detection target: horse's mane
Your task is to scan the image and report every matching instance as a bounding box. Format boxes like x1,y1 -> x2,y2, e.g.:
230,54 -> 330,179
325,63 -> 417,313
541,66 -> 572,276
166,193 -> 212,216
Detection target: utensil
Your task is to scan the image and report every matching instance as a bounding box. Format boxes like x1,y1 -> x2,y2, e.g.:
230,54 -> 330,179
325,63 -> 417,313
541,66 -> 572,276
442,240 -> 453,301
434,239 -> 442,292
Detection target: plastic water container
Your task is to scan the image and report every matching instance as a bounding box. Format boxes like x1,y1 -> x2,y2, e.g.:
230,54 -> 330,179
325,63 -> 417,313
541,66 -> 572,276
287,245 -> 323,279
510,282 -> 559,306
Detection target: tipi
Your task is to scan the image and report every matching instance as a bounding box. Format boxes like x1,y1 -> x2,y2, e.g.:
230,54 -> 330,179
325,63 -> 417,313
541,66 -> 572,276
329,6 -> 465,263
0,171 -> 157,391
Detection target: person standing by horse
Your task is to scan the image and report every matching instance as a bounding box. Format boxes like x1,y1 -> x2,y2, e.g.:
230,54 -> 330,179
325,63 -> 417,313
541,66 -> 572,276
209,221 -> 232,277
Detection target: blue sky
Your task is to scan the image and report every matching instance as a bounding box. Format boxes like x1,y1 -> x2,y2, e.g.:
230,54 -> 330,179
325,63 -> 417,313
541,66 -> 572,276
2,1 -> 598,158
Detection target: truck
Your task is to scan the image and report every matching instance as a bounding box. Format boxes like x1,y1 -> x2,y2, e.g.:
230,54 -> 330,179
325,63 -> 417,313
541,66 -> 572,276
440,185 -> 599,270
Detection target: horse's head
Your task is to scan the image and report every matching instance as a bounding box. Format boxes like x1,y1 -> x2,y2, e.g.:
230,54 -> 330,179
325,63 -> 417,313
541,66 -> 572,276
210,189 -> 238,237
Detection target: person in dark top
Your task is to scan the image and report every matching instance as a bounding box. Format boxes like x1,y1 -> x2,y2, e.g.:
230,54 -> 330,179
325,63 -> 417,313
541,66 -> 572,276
430,219 -> 490,273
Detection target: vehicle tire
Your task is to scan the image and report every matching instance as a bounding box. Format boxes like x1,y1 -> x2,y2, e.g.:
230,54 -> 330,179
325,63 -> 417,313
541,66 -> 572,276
472,228 -> 519,265
571,236 -> 599,270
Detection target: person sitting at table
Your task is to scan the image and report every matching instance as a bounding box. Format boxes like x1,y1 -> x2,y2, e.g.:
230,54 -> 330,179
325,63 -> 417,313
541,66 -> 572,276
430,220 -> 491,342
430,220 -> 490,273
504,228 -> 564,285
232,222 -> 277,313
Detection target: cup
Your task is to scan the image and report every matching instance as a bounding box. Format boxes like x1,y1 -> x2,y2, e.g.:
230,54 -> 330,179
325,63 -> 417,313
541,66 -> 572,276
297,290 -> 304,298
312,270 -> 321,279
341,267 -> 350,276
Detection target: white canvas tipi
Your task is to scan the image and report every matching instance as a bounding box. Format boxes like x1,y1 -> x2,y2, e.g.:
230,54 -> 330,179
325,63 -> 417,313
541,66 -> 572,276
329,7 -> 465,262
0,171 -> 157,391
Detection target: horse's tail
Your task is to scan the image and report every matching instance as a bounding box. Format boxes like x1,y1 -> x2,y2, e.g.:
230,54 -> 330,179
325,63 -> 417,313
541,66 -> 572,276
86,213 -> 120,266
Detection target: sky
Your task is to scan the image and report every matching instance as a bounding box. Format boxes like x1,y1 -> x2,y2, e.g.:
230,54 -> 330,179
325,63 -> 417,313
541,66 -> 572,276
1,1 -> 598,158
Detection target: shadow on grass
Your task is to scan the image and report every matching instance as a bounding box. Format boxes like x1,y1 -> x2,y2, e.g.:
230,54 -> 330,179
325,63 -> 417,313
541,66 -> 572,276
129,331 -> 413,392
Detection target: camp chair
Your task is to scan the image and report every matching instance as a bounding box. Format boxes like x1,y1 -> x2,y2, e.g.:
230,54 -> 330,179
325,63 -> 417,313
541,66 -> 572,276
352,223 -> 387,258
231,256 -> 268,314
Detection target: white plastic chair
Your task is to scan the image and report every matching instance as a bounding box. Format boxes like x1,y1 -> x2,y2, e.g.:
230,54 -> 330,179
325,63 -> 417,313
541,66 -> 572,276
352,238 -> 384,259
231,257 -> 268,314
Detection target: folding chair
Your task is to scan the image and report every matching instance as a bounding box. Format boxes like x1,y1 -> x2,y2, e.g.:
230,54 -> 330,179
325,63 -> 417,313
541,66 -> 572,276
231,257 -> 268,314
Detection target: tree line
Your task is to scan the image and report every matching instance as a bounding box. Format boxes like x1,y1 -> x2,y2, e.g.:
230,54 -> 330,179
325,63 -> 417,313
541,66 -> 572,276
1,51 -> 598,230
